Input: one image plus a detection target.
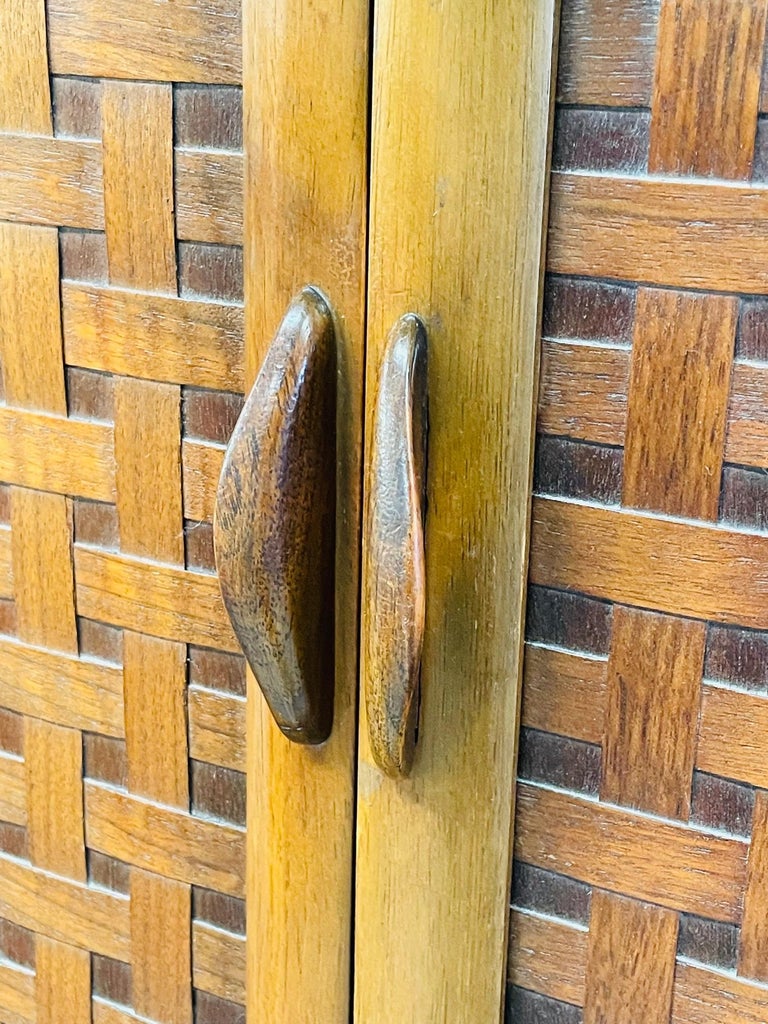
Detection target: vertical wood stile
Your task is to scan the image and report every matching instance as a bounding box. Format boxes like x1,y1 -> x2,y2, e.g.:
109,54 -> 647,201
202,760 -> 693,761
242,0 -> 369,1019
355,1 -> 559,1020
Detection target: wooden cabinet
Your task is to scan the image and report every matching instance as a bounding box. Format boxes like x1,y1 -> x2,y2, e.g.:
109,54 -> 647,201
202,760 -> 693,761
1,1 -> 768,1023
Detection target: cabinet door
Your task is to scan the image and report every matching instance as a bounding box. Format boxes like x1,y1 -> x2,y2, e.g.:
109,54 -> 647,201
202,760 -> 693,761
509,1 -> 768,1022
354,1 -> 558,1020
0,2 -> 247,1022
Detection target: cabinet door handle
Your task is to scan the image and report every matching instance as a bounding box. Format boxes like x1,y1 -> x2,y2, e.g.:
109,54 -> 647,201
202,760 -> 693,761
364,314 -> 428,776
214,287 -> 336,744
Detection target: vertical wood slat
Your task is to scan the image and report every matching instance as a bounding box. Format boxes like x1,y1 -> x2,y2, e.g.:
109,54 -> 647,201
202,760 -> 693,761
131,869 -> 192,1024
739,791 -> 768,981
649,0 -> 767,178
102,80 -> 177,293
243,0 -> 369,1018
355,0 -> 558,1021
35,936 -> 91,1024
0,0 -> 52,134
583,891 -> 678,1024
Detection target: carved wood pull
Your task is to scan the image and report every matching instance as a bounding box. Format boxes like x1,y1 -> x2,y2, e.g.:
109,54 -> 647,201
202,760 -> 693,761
214,287 -> 336,744
364,314 -> 428,777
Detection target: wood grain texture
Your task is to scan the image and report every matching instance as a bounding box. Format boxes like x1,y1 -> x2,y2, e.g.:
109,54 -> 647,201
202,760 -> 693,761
508,908 -> 587,1006
0,851 -> 130,960
602,607 -> 704,819
35,938 -> 90,1024
176,149 -> 243,246
649,0 -> 766,178
114,377 -> 183,564
583,891 -> 677,1024
102,81 -> 176,293
516,783 -> 747,922
738,792 -> 768,981
123,632 -> 188,807
130,870 -> 192,1023
0,753 -> 27,826
521,645 -> 607,745
355,0 -> 557,1019
215,288 -> 336,743
0,223 -> 66,413
25,719 -> 86,881
47,0 -> 241,84
0,0 -> 51,134
698,686 -> 768,788
0,136 -> 103,229
363,314 -> 427,776
622,289 -> 736,520
548,172 -> 768,294
188,686 -> 245,772
672,963 -> 768,1023
182,440 -> 225,522
557,0 -> 659,106
0,959 -> 34,1024
530,497 -> 768,629
85,782 -> 244,897
74,546 -> 237,651
244,0 -> 368,1012
193,920 -> 246,1004
63,283 -> 244,391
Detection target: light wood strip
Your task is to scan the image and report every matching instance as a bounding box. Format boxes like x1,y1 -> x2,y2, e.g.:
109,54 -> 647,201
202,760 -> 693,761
176,149 -> 243,246
244,0 -> 369,1014
35,937 -> 90,1024
63,283 -> 244,391
93,1005 -> 154,1024
0,0 -> 51,133
649,0 -> 766,179
537,339 -> 629,446
530,497 -> 768,630
188,686 -> 245,773
114,378 -> 183,564
182,440 -> 225,522
0,959 -> 34,1024
0,223 -> 66,413
0,408 -> 114,502
124,633 -> 188,807
739,792 -> 768,982
583,891 -> 677,1024
74,546 -> 237,651
672,962 -> 768,1023
623,289 -> 737,520
698,685 -> 768,789
521,644 -> 606,745
130,870 -> 192,1023
102,81 -> 176,292
515,783 -> 747,922
0,852 -> 130,960
725,361 -> 768,468
508,908 -> 587,1007
0,136 -> 103,229
48,0 -> 241,83
548,172 -> 768,294
355,0 -> 557,1020
0,636 -> 122,737
85,782 -> 244,897
193,920 -> 246,1004
11,490 -> 77,653
0,753 -> 26,826
0,526 -> 14,599
557,0 -> 659,106
25,720 -> 86,881
602,607 -> 704,820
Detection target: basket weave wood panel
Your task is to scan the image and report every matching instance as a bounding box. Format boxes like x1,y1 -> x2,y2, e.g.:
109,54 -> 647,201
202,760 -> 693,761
0,3 -> 247,1022
509,0 -> 768,1021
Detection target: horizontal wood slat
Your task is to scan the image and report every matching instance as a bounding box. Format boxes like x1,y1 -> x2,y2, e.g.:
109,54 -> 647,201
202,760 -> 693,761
0,136 -> 103,229
47,0 -> 242,83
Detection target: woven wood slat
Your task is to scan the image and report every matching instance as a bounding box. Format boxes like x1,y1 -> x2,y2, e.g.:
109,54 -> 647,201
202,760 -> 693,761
0,3 -> 247,1021
510,0 -> 768,1019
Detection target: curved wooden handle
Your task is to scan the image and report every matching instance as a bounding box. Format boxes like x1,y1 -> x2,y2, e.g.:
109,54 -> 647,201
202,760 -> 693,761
364,314 -> 428,777
214,287 -> 336,744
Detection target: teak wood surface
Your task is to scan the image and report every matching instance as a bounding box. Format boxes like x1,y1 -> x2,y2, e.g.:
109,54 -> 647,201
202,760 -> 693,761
509,1 -> 768,1022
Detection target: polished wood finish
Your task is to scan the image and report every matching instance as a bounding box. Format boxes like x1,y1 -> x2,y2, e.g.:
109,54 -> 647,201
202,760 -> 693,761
243,0 -> 369,1017
511,1 -> 768,1020
363,314 -> 427,777
355,0 -> 558,1018
215,288 -> 336,743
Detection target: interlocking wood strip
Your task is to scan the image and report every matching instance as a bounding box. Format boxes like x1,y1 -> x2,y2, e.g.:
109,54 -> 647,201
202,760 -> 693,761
512,2 -> 768,1018
0,4 -> 246,1017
